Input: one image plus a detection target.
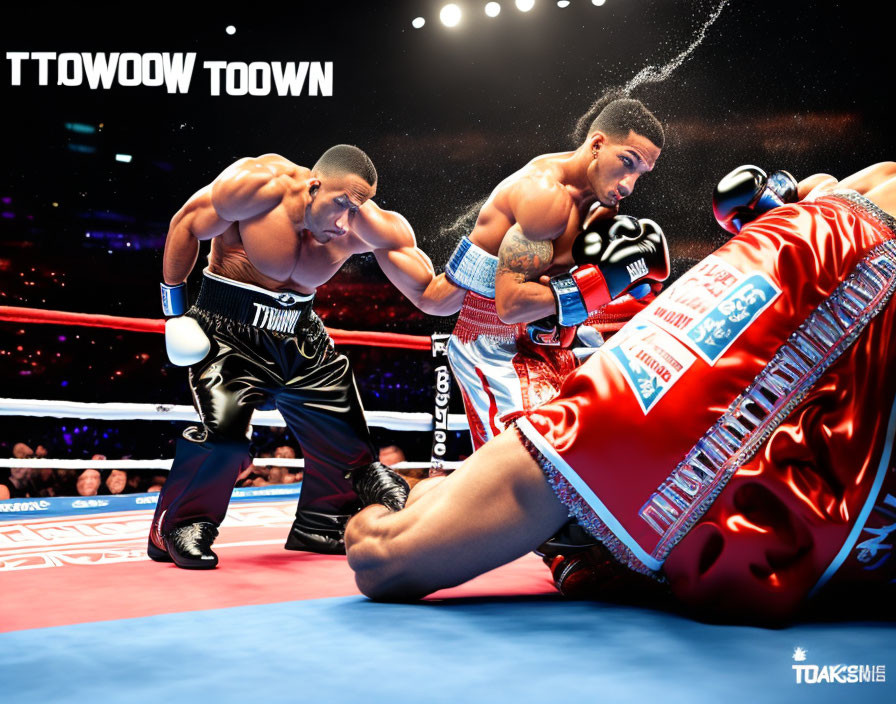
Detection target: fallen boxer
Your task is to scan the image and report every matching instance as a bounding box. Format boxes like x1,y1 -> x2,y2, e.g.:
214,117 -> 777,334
345,160 -> 896,624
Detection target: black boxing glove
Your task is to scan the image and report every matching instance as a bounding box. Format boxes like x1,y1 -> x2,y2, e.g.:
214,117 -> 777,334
550,218 -> 670,327
571,214 -> 642,263
713,165 -> 798,235
352,461 -> 410,512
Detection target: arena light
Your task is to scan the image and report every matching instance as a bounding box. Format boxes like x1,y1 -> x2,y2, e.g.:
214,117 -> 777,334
515,0 -> 535,11
64,122 -> 96,134
557,0 -> 570,6
485,2 -> 501,17
115,154 -> 133,163
592,0 -> 606,6
440,4 -> 462,27
412,17 -> 425,29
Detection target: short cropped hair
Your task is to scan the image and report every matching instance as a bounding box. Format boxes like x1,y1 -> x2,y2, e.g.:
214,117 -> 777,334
586,98 -> 664,149
312,144 -> 378,186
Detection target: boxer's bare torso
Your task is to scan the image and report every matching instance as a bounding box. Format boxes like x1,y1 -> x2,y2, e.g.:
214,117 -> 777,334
207,157 -> 380,293
468,152 -> 604,278
164,154 -> 464,314
468,132 -> 660,323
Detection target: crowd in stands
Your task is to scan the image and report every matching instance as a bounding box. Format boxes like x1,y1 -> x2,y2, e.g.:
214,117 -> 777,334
0,438 -> 430,501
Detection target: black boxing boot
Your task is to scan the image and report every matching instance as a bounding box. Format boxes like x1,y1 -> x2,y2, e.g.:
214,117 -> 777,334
165,522 -> 220,569
351,461 -> 410,512
284,509 -> 350,555
147,514 -> 173,563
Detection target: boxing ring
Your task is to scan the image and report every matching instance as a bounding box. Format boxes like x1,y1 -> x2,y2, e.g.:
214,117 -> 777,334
1,305 -> 893,704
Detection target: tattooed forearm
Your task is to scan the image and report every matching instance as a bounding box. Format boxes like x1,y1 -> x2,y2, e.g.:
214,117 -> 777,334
496,228 -> 553,283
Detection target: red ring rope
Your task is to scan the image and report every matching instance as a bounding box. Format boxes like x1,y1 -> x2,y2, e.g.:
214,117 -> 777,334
0,306 -> 432,351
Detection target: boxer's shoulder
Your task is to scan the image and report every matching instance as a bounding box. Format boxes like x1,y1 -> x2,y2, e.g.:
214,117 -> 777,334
350,199 -> 414,252
211,155 -> 308,221
506,170 -> 574,241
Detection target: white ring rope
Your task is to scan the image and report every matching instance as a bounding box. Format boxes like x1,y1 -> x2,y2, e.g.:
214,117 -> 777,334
0,458 -> 462,471
0,398 -> 470,432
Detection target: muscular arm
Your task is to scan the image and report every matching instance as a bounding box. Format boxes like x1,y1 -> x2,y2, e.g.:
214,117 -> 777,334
162,156 -> 288,285
494,228 -> 556,323
493,176 -> 572,324
345,429 -> 568,600
360,203 -> 466,316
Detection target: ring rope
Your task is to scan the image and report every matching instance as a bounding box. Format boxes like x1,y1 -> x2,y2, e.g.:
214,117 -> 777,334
0,398 -> 470,432
0,458 -> 462,471
0,306 -> 432,350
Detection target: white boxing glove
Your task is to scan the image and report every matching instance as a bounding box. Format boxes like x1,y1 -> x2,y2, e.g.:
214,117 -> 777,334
165,316 -> 211,366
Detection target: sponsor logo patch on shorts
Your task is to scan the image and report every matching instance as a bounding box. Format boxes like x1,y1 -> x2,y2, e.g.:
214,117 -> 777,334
644,255 -> 781,364
605,323 -> 696,414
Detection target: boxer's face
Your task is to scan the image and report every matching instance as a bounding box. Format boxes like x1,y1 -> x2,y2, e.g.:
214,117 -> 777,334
306,172 -> 376,243
587,130 -> 660,208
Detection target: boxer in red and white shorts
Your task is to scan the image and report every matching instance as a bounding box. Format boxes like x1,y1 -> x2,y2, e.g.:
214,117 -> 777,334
345,161 -> 896,624
444,98 -> 667,448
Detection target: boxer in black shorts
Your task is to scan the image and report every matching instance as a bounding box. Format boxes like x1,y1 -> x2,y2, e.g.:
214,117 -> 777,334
149,147 -> 464,569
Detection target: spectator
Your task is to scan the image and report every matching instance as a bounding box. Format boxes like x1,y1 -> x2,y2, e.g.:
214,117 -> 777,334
2,443 -> 38,498
76,458 -> 103,496
102,469 -> 129,495
269,445 -> 300,485
32,467 -> 58,497
54,469 -> 78,496
378,445 -> 406,467
147,472 -> 168,492
378,444 -> 426,489
237,451 -> 272,487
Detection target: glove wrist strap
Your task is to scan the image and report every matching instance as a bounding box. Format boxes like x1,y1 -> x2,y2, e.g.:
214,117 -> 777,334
161,282 -> 188,317
550,273 -> 588,326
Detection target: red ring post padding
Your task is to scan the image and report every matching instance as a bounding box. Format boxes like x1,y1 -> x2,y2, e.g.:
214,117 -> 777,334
0,306 -> 432,350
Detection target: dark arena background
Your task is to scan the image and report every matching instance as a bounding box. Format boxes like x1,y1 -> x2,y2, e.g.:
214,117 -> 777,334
1,2 -> 894,703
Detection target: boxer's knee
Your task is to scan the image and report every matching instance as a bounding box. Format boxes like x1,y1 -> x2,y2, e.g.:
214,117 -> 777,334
191,402 -> 253,442
346,506 -> 425,600
345,507 -> 396,598
180,426 -> 250,455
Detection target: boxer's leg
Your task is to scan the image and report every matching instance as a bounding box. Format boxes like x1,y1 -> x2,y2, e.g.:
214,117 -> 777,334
275,323 -> 382,554
345,428 -> 569,600
447,334 -> 525,449
149,334 -> 262,563
837,161 -> 896,195
863,175 -> 896,219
